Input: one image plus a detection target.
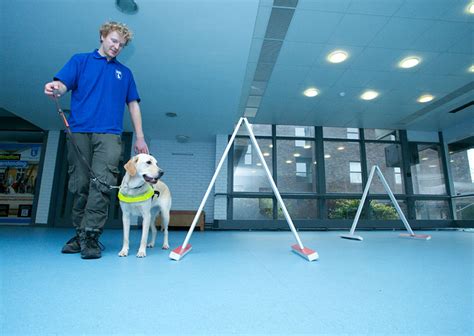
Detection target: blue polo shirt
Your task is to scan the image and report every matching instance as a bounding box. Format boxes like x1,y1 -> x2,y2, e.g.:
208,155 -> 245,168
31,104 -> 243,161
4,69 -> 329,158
54,49 -> 140,134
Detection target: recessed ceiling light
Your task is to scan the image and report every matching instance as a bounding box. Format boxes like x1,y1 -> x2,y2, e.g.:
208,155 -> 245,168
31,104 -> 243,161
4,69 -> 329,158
467,2 -> 474,14
304,144 -> 312,149
263,152 -> 270,157
324,154 -> 331,159
360,90 -> 379,100
286,160 -> 293,164
303,87 -> 319,97
417,94 -> 434,103
327,50 -> 348,63
337,146 -> 345,151
256,163 -> 262,166
399,57 -> 421,69
293,153 -> 301,157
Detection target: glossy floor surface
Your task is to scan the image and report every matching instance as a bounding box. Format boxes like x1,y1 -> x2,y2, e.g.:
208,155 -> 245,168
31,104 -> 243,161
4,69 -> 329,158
1,227 -> 472,335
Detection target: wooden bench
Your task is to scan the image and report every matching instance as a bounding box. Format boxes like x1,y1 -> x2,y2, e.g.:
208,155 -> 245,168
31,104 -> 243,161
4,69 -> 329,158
156,210 -> 205,231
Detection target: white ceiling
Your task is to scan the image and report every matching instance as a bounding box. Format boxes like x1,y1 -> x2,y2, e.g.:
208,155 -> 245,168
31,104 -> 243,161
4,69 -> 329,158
1,0 -> 473,142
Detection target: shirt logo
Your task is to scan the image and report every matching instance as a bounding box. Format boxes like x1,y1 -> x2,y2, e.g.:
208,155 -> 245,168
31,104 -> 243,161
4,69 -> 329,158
115,70 -> 122,80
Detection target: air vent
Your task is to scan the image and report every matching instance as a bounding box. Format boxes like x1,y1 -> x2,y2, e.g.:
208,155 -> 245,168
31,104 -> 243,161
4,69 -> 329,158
265,8 -> 296,40
274,0 -> 298,8
258,40 -> 283,63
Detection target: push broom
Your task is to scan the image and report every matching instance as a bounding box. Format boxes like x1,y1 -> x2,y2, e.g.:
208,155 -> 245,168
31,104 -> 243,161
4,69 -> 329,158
340,165 -> 431,241
169,117 -> 319,262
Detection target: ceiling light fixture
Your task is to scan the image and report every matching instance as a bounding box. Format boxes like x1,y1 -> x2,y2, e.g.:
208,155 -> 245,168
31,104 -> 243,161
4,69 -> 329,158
417,94 -> 434,103
303,87 -> 319,97
469,65 -> 474,72
399,56 -> 421,69
116,0 -> 138,14
360,90 -> 379,100
327,50 -> 348,63
467,2 -> 474,14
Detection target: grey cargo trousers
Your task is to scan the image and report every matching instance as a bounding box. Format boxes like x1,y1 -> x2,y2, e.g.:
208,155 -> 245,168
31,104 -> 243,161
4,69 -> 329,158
67,133 -> 122,233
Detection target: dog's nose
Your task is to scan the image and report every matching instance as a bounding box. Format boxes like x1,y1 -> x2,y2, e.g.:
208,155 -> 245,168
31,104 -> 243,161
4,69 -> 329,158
158,170 -> 164,178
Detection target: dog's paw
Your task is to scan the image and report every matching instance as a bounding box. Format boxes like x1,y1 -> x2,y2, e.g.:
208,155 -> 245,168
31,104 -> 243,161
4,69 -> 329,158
136,250 -> 147,258
162,243 -> 169,250
147,243 -> 155,248
118,249 -> 129,257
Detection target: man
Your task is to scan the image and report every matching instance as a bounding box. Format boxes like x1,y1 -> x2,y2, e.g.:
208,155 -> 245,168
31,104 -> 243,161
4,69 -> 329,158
44,21 -> 148,259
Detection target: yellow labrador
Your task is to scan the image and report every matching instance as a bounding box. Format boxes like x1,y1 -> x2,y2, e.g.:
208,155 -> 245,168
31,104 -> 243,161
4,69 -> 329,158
118,154 -> 172,257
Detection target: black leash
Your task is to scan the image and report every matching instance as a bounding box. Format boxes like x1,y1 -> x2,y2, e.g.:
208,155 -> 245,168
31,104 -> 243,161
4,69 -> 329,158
52,90 -> 120,190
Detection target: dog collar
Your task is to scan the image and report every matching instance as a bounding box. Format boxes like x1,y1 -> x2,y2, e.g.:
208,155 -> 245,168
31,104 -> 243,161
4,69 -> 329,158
118,184 -> 154,203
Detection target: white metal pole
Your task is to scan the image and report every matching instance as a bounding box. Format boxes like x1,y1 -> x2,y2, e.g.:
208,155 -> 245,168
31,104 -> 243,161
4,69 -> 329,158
375,166 -> 415,235
348,165 -> 377,235
243,118 -> 305,250
179,117 -> 245,250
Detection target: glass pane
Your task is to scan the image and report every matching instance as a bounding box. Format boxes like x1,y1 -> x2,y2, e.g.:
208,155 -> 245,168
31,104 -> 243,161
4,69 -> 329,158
323,127 -> 359,139
327,199 -> 364,219
327,199 -> 406,220
233,138 -> 273,192
364,129 -> 399,141
233,198 -> 272,220
449,147 -> 474,195
277,198 -> 318,219
367,199 -> 407,220
415,200 -> 450,220
324,141 -> 362,193
366,143 -> 405,194
453,196 -> 474,220
276,140 -> 316,193
237,124 -> 272,136
276,125 -> 315,137
410,144 -> 446,195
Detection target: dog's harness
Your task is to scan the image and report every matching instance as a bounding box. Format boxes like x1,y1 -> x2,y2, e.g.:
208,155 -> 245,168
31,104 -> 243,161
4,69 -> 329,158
118,184 -> 155,203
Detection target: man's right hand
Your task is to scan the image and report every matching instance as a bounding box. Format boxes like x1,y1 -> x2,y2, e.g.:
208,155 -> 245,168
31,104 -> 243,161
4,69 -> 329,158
44,81 -> 66,97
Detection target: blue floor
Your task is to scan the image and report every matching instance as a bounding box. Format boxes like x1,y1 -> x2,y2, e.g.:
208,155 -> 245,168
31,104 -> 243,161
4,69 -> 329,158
0,226 -> 473,336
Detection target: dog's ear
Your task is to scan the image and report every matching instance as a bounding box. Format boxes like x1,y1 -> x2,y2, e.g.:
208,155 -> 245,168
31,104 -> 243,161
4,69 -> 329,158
124,158 -> 137,176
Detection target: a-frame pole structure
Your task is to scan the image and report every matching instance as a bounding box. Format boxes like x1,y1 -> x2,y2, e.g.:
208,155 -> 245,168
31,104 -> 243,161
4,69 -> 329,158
340,165 -> 431,241
170,117 -> 318,261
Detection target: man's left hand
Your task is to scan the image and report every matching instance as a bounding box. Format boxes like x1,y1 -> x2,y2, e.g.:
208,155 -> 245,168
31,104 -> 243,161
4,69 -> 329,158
134,137 -> 149,154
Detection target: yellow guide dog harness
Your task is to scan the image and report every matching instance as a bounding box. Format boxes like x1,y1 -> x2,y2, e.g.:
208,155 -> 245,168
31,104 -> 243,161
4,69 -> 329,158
118,184 -> 155,203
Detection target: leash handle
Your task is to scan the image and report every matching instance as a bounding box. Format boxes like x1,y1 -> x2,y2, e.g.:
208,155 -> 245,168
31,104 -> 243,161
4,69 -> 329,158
52,89 -> 70,128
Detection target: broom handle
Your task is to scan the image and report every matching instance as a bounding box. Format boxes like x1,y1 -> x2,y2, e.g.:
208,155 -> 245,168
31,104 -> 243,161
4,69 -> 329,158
243,118 -> 305,250
180,117 -> 246,250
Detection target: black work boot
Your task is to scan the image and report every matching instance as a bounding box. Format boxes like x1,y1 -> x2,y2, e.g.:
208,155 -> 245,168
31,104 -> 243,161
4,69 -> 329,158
80,229 -> 104,259
61,230 -> 82,254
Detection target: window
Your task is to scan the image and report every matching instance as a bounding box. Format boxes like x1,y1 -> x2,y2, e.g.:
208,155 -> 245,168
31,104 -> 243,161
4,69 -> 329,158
410,144 -> 446,195
277,139 -> 316,193
244,145 -> 252,165
323,127 -> 359,140
349,161 -> 362,184
365,143 -> 404,194
233,138 -> 272,192
324,141 -> 362,193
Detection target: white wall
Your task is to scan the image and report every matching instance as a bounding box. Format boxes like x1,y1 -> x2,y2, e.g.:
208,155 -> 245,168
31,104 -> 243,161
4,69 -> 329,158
149,138 -> 216,223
